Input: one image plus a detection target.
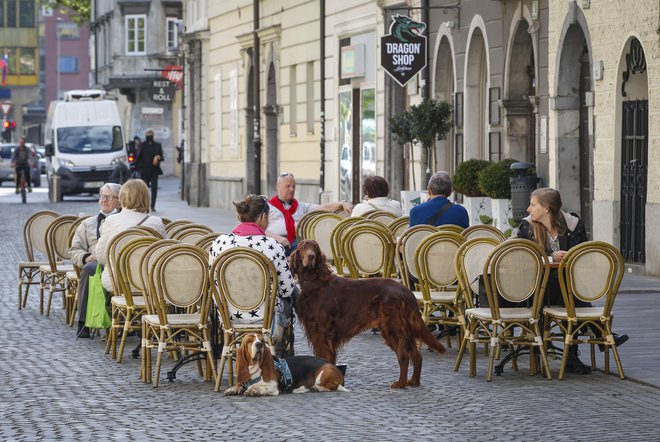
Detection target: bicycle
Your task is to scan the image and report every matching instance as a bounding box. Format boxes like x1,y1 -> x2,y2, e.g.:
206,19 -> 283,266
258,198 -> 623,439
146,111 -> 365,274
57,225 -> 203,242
15,166 -> 30,204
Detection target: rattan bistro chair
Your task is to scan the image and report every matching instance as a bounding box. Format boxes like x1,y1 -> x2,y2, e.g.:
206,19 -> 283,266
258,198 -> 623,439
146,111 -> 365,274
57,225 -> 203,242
64,215 -> 87,326
364,210 -> 398,226
465,239 -> 552,381
341,220 -> 396,279
329,217 -> 365,276
18,210 -> 59,311
173,224 -> 214,244
388,215 -> 410,240
296,210 -> 325,242
164,219 -> 194,237
306,213 -> 342,263
395,225 -> 438,290
209,247 -> 278,392
462,224 -> 507,242
194,233 -> 221,253
143,244 -> 215,387
543,241 -> 625,380
40,215 -> 77,317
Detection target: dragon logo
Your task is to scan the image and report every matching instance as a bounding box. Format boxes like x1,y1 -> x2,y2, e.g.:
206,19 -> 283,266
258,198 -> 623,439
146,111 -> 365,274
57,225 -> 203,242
389,14 -> 426,43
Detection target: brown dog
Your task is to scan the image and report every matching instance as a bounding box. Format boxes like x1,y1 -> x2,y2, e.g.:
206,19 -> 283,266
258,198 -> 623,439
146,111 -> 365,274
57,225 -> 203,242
289,239 -> 447,388
224,334 -> 347,396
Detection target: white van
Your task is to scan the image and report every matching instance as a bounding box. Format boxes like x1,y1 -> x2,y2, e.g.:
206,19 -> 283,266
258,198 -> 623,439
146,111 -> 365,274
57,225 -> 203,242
44,89 -> 128,196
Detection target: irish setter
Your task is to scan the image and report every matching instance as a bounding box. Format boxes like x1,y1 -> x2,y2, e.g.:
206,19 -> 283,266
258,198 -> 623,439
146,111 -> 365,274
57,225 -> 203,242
290,240 -> 446,388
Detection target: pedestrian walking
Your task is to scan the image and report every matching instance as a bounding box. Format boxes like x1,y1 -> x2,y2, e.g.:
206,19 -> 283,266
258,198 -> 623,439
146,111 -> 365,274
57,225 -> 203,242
136,128 -> 163,211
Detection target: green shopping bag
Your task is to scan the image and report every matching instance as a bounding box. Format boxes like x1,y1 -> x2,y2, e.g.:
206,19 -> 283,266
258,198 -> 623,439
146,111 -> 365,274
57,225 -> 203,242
85,263 -> 111,329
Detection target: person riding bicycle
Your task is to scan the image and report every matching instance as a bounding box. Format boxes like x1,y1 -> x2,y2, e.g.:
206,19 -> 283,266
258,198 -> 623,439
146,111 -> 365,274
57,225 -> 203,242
11,137 -> 34,194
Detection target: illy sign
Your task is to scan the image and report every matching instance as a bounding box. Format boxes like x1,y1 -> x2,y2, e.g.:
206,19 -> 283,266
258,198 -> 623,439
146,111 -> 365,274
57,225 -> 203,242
380,15 -> 427,87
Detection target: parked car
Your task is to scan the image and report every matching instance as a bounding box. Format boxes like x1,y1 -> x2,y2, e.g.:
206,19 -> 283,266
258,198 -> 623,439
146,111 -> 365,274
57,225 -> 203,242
36,146 -> 47,174
0,143 -> 42,188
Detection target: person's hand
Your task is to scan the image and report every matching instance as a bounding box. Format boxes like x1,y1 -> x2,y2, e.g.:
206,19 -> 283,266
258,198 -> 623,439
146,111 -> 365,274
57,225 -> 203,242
86,254 -> 97,264
152,155 -> 161,166
277,235 -> 291,248
340,201 -> 353,215
551,251 -> 568,262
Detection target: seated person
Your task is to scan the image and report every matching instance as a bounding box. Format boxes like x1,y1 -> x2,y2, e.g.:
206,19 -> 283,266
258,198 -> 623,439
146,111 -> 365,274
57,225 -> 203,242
95,179 -> 167,293
209,194 -> 297,355
517,187 -> 628,374
266,172 -> 352,253
351,175 -> 402,217
409,171 -> 469,228
69,183 -> 121,338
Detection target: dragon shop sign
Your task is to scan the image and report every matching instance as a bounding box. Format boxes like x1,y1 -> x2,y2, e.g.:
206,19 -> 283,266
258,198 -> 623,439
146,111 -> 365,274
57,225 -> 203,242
380,15 -> 427,87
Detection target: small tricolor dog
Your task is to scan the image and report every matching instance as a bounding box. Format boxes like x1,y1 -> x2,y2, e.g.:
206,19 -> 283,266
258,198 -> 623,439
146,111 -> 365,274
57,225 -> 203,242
224,334 -> 348,396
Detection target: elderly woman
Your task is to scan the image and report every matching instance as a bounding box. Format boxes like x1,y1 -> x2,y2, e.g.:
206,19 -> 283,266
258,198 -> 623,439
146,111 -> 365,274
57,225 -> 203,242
209,194 -> 297,356
95,179 -> 167,292
351,175 -> 402,217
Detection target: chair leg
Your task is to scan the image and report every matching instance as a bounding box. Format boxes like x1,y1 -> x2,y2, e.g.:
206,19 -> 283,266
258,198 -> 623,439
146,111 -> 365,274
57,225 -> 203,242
68,290 -> 78,327
558,325 -> 573,380
215,356 -> 226,392
454,326 -> 470,372
117,314 -> 131,363
486,325 -> 499,382
18,271 -> 23,310
153,330 -> 166,388
39,274 -> 46,314
140,320 -> 146,382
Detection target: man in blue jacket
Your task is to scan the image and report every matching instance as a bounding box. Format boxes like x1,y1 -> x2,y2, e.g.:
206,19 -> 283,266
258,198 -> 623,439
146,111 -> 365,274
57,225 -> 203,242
409,171 -> 469,228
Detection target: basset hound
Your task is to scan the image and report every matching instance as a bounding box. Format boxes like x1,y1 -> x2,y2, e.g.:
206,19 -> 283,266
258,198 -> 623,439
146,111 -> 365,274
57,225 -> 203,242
224,334 -> 348,396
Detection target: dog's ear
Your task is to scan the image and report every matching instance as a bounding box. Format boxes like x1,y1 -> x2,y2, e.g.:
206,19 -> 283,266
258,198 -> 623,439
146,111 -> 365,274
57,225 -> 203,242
289,247 -> 301,277
259,345 -> 278,383
234,342 -> 251,385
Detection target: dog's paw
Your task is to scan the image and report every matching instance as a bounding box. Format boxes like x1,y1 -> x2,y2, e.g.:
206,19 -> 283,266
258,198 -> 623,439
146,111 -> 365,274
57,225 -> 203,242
406,378 -> 420,387
224,385 -> 245,396
245,385 -> 279,397
390,380 -> 407,389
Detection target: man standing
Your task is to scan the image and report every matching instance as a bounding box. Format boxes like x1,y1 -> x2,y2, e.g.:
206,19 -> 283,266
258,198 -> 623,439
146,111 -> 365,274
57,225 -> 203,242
69,183 -> 121,338
136,128 -> 163,211
409,171 -> 469,228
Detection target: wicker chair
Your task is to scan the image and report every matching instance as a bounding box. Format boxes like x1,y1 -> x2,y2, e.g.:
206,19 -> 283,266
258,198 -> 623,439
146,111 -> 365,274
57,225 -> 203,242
543,241 -> 625,380
462,224 -> 507,242
438,224 -> 466,235
18,210 -> 59,311
209,247 -> 278,392
39,215 -> 77,317
364,210 -> 398,226
387,215 -> 410,240
173,224 -> 214,244
465,239 -> 552,381
395,225 -> 438,290
329,217 -> 365,276
164,219 -> 194,236
194,233 -> 221,253
306,213 -> 342,263
64,215 -> 87,326
143,244 -> 215,387
295,210 -> 325,242
341,220 -> 396,279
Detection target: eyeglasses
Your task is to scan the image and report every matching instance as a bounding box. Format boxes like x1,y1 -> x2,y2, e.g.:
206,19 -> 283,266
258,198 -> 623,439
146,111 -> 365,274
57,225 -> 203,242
99,195 -> 118,201
259,195 -> 270,215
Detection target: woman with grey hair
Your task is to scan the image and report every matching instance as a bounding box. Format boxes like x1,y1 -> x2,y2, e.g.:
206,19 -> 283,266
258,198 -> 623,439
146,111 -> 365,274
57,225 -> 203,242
70,182 -> 122,338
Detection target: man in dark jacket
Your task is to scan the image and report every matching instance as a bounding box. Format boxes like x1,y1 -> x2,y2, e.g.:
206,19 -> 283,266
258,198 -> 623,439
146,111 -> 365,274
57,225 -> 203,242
136,128 -> 163,211
11,137 -> 34,193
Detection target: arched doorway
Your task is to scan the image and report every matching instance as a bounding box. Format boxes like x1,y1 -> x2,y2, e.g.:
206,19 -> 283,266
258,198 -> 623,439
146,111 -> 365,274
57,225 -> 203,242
555,23 -> 592,234
465,28 -> 488,160
434,35 -> 455,172
618,37 -> 648,263
504,21 -> 535,163
265,62 -> 279,197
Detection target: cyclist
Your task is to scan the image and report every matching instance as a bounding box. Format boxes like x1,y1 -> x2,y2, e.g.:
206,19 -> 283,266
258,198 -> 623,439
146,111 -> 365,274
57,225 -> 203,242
11,137 -> 33,194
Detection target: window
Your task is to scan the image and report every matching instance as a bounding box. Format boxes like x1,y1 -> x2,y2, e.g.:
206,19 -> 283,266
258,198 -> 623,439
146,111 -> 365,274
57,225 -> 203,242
125,14 -> 146,55
0,1 -> 4,26
19,48 -> 35,74
7,0 -> 16,27
166,17 -> 179,53
455,92 -> 463,128
489,131 -> 502,162
289,65 -> 297,135
489,87 -> 501,125
57,22 -> 80,40
230,69 -> 238,153
18,0 -> 33,27
306,62 -> 314,134
214,72 -> 222,156
58,56 -> 79,73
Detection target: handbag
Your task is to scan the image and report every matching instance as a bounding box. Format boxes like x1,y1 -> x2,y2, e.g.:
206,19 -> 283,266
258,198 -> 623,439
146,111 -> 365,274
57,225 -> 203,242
85,263 -> 111,329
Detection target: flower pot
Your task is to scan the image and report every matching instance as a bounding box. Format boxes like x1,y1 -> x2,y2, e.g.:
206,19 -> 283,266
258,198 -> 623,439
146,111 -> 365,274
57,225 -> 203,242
491,198 -> 514,235
463,196 -> 492,226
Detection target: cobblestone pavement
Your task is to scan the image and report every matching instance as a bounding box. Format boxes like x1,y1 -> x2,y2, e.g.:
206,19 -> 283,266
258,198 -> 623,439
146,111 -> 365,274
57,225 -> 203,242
1,188 -> 660,440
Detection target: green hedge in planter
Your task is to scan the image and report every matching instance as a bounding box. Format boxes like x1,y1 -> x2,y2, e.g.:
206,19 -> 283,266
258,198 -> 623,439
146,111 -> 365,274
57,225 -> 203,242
478,158 -> 520,199
453,159 -> 491,197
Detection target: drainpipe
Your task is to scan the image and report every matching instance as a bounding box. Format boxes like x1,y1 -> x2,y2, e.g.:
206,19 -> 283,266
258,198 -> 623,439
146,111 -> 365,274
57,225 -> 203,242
93,0 -> 98,86
253,0 -> 262,194
421,0 -> 429,101
319,0 -> 326,201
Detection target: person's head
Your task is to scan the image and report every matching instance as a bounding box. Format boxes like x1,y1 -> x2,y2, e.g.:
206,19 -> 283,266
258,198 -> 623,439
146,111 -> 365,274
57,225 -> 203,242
233,194 -> 270,228
276,172 -> 296,202
427,171 -> 452,197
527,187 -> 566,247
99,183 -> 121,213
18,137 -> 26,149
133,135 -> 141,146
144,128 -> 154,142
363,175 -> 390,199
119,179 -> 151,213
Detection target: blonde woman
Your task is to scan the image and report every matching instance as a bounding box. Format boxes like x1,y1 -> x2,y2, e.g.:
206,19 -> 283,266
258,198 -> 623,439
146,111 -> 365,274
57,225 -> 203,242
95,179 -> 167,292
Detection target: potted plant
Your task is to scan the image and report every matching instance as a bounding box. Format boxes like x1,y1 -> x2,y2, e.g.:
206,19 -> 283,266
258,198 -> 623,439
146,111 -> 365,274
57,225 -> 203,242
478,158 -> 519,233
453,159 -> 492,226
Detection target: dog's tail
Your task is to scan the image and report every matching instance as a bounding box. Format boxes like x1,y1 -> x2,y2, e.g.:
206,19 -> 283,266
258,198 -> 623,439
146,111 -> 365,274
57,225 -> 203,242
413,314 -> 447,355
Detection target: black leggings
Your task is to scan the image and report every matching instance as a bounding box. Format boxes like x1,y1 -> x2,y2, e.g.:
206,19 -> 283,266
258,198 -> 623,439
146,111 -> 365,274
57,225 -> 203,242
15,166 -> 30,188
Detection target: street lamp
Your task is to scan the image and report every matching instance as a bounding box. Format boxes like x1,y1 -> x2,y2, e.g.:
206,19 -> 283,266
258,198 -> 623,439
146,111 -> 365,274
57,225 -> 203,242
56,17 -> 62,100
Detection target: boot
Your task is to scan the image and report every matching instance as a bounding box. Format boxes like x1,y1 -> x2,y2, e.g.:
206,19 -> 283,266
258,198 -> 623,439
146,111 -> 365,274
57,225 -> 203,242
77,321 -> 90,339
566,345 -> 591,374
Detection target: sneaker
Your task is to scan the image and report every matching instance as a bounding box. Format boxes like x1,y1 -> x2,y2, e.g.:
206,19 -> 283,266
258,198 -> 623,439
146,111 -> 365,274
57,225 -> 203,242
599,333 -> 629,352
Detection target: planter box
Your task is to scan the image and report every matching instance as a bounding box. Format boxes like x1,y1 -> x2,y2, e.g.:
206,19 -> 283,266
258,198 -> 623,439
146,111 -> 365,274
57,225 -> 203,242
491,198 -> 514,235
463,196 -> 492,226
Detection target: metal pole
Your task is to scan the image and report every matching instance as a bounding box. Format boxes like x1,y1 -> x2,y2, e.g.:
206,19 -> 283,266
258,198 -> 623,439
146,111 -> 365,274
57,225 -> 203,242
252,0 -> 262,195
56,17 -> 62,99
319,0 -> 326,201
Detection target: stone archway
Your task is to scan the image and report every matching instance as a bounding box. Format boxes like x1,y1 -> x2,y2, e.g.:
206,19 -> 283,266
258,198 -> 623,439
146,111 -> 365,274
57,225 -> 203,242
555,22 -> 592,233
503,20 -> 535,163
434,35 -> 455,172
465,28 -> 487,160
265,62 -> 279,197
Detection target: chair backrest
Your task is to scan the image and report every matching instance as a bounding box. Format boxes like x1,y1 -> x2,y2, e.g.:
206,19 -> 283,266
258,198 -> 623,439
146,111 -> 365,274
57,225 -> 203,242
160,217 -> 172,226
484,238 -> 549,318
414,231 -> 465,294
307,213 -> 342,261
395,224 -> 438,288
138,239 -> 182,313
164,219 -> 194,236
329,217 -> 366,276
135,225 -> 165,238
105,227 -> 159,294
462,224 -> 506,242
149,245 -> 211,326
296,210 -> 325,241
116,237 -> 159,306
44,215 -> 77,271
67,215 -> 88,275
173,224 -> 214,243
23,210 -> 59,261
209,247 -> 278,337
558,241 -> 624,317
342,220 -> 396,278
438,224 -> 465,235
195,232 -> 220,253
388,216 -> 410,240
364,210 -> 398,226
454,237 -> 500,309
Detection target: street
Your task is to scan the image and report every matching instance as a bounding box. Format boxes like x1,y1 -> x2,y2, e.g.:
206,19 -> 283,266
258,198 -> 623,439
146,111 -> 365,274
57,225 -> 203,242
1,178 -> 659,440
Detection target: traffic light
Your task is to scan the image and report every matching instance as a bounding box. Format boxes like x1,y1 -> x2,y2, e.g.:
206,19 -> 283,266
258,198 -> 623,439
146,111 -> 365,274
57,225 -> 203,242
2,119 -> 10,142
